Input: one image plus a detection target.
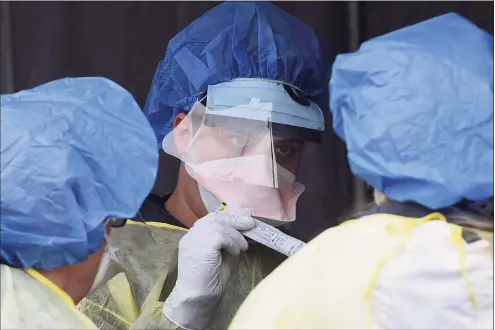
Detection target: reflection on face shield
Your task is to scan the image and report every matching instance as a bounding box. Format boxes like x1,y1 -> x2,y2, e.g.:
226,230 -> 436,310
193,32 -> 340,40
162,79 -> 324,224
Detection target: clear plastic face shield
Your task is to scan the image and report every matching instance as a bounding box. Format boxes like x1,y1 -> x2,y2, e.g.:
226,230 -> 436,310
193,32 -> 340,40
162,79 -> 324,226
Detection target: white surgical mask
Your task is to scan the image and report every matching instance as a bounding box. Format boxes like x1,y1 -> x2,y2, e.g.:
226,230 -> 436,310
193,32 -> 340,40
191,157 -> 305,225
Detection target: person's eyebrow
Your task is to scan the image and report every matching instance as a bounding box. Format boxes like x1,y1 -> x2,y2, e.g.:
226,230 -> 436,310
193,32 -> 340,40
274,138 -> 304,144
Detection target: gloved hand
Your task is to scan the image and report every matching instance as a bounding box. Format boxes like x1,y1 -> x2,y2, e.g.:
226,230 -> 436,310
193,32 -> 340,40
163,208 -> 255,330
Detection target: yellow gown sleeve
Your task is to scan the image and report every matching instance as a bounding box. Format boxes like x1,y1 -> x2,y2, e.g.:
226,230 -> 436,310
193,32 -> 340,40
229,216 -> 410,329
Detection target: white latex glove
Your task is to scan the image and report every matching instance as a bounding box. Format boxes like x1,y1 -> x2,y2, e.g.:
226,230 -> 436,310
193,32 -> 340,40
163,208 -> 255,330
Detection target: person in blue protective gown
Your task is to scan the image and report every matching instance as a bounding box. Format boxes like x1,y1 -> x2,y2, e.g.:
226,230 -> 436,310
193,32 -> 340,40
79,2 -> 329,330
0,77 -> 159,329
229,13 -> 494,329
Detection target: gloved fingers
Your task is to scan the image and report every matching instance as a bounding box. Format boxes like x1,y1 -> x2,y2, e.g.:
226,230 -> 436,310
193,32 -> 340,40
217,232 -> 241,256
225,207 -> 252,218
219,253 -> 239,284
222,253 -> 240,272
216,209 -> 255,231
220,224 -> 249,252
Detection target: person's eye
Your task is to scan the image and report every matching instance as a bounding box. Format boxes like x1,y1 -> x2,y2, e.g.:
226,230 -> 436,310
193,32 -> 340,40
229,135 -> 247,148
275,145 -> 294,156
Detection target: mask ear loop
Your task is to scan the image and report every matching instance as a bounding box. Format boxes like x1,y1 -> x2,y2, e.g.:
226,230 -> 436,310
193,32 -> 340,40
99,218 -> 119,256
84,226 -> 137,324
103,230 -> 120,256
103,224 -> 142,284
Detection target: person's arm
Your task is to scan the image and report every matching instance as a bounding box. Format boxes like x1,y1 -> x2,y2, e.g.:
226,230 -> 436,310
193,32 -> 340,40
162,209 -> 255,330
229,216 -> 403,329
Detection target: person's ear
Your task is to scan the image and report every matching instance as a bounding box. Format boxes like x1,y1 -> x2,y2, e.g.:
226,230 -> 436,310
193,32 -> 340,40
173,112 -> 186,129
172,112 -> 192,157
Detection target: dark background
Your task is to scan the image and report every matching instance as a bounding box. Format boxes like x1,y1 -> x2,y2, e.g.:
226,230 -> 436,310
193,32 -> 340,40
2,1 -> 493,241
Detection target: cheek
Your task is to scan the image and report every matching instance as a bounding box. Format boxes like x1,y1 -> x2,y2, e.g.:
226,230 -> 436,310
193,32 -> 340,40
277,156 -> 302,175
194,135 -> 235,161
284,164 -> 299,175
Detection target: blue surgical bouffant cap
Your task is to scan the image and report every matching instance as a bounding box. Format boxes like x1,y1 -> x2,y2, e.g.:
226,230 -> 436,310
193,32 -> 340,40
1,77 -> 158,270
330,13 -> 493,209
144,1 -> 328,146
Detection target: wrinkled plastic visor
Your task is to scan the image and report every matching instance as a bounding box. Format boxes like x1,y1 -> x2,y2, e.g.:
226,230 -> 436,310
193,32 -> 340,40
164,109 -> 317,189
163,79 -> 324,183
